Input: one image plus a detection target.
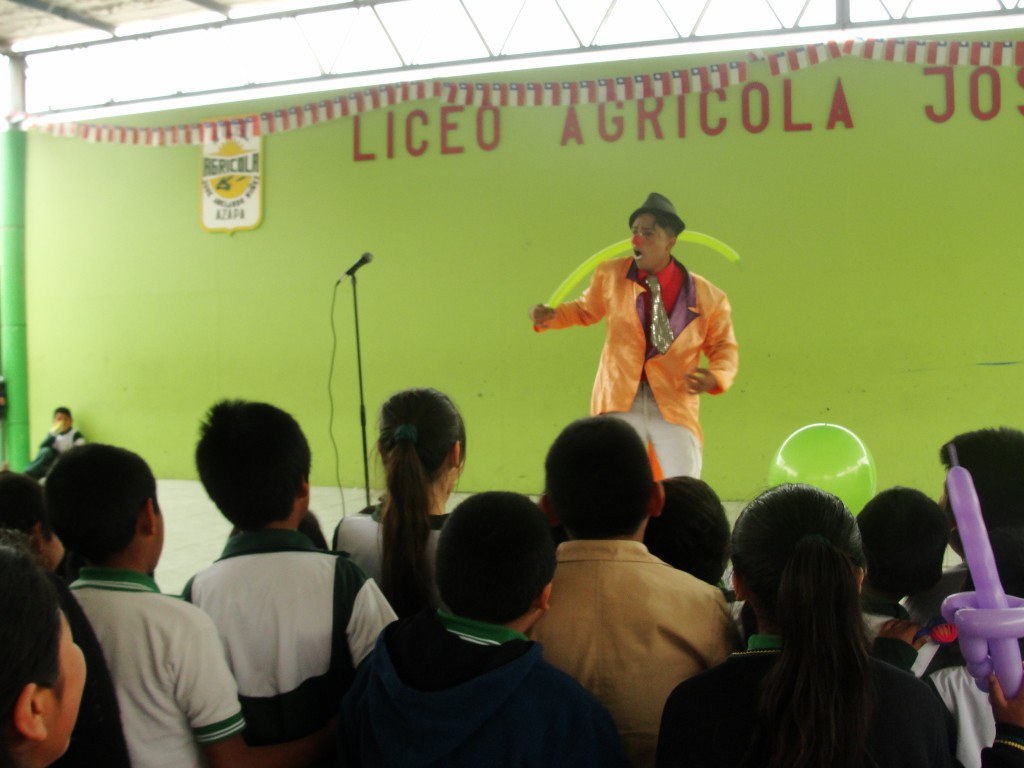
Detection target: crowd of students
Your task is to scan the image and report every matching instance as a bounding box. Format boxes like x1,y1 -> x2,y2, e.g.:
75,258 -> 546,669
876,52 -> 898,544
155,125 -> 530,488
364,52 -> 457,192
2,392 -> 1024,768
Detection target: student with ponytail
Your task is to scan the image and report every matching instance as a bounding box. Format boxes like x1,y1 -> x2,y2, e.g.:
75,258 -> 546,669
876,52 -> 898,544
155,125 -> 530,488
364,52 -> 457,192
656,483 -> 956,768
334,388 -> 466,617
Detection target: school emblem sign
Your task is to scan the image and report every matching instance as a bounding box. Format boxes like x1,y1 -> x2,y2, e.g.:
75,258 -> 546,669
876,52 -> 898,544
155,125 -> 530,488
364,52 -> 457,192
201,135 -> 262,232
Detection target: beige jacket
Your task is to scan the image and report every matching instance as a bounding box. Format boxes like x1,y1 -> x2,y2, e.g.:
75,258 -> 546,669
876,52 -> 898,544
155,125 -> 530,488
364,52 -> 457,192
529,539 -> 740,768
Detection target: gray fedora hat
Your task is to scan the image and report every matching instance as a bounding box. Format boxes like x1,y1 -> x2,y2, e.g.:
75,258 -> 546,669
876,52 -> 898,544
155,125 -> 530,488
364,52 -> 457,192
628,192 -> 686,236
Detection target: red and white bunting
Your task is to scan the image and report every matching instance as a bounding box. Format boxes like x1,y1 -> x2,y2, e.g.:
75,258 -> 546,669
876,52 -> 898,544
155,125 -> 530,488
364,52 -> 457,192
24,36 -> 1024,146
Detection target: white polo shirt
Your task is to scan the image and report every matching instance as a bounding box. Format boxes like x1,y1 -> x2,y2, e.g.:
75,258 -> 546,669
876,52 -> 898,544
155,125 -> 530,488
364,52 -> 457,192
72,568 -> 246,768
185,528 -> 397,745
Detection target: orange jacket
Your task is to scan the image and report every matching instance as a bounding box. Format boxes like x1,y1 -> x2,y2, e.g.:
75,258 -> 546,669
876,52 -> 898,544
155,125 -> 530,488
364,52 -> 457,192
543,257 -> 738,444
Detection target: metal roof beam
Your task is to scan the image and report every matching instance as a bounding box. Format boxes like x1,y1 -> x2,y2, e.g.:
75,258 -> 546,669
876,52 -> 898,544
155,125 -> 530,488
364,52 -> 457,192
5,0 -> 116,35
183,0 -> 231,15
17,0 -> 411,54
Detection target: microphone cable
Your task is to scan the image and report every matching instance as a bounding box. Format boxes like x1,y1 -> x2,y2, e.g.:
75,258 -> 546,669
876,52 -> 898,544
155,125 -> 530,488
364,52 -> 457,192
327,280 -> 347,519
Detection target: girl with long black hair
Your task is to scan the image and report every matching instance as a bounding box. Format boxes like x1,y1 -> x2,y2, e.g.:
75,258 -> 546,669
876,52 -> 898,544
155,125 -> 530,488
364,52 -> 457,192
334,387 -> 465,617
656,483 -> 955,768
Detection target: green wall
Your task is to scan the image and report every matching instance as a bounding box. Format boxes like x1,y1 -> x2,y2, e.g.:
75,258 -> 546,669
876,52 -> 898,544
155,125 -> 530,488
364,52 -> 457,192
20,39 -> 1024,501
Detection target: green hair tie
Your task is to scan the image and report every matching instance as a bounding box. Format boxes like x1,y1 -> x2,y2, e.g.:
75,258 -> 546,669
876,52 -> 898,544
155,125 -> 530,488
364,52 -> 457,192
393,424 -> 418,444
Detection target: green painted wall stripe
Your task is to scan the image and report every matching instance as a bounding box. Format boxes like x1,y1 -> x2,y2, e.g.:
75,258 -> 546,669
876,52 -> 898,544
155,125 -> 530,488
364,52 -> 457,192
1,128 -> 28,470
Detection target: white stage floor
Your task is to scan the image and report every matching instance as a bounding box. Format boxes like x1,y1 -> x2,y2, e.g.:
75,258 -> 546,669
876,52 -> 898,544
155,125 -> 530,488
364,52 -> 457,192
153,480 -> 953,598
154,480 -> 472,596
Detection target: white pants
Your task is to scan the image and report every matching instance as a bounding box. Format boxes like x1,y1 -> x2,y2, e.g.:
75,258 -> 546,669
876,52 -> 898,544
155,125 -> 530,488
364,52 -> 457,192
608,382 -> 703,479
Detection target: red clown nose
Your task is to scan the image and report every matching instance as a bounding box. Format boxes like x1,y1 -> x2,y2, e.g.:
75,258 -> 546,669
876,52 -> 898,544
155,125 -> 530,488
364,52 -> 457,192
631,234 -> 644,247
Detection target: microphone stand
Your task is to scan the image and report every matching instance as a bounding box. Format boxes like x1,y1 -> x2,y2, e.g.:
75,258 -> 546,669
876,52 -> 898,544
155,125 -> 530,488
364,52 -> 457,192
350,273 -> 371,509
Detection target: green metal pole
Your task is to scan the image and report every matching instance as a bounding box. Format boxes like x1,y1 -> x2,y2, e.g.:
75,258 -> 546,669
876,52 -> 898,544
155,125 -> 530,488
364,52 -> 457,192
1,55 -> 29,470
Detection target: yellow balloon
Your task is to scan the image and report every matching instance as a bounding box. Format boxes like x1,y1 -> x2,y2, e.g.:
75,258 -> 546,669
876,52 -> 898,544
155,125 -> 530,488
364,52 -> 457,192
546,231 -> 740,307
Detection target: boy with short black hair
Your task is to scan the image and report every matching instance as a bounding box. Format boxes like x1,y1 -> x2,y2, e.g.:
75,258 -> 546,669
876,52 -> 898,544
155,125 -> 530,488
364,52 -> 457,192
0,471 -> 65,572
46,443 -> 332,768
859,486 -> 949,608
643,475 -> 731,587
906,427 -> 1024,625
531,416 -> 739,768
940,428 -> 1024,531
858,486 -> 951,671
0,470 -> 132,768
339,491 -> 627,767
186,400 -> 395,749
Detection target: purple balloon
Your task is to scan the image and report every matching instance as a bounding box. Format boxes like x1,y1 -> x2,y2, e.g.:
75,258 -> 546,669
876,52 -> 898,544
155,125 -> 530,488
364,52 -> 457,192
941,458 -> 1024,697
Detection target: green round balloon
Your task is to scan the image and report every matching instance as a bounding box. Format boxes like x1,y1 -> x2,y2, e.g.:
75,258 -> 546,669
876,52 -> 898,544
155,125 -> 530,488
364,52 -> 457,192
767,423 -> 877,515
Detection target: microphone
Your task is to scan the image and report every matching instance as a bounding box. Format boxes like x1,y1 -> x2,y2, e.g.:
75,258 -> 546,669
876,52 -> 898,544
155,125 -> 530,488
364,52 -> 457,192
338,253 -> 373,282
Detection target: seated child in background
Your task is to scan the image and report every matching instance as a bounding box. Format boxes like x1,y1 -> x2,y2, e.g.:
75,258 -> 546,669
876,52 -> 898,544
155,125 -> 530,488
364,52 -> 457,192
0,471 -> 131,768
186,400 -> 395,750
0,533 -> 85,768
24,407 -> 85,480
339,491 -> 628,767
643,476 -> 731,588
46,444 -> 333,768
857,486 -> 950,673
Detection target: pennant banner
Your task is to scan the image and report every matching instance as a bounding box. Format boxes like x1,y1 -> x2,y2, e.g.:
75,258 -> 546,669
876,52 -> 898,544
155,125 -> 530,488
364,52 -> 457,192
19,37 -> 1024,147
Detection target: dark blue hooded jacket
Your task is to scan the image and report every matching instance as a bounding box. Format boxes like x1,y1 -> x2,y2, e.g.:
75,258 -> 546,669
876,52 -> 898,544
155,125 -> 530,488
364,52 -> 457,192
338,610 -> 627,767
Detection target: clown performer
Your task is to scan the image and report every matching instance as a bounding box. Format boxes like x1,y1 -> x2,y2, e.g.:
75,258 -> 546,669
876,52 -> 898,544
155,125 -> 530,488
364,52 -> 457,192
529,193 -> 738,479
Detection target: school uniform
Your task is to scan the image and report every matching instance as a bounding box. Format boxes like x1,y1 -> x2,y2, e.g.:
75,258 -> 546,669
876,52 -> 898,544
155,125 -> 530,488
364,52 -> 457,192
185,528 -> 396,745
656,635 -> 957,768
339,609 -> 627,767
72,568 -> 246,768
333,505 -> 449,612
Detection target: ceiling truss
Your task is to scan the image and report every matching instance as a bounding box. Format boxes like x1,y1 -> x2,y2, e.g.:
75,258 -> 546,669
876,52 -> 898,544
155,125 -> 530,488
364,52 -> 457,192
2,0 -> 1022,119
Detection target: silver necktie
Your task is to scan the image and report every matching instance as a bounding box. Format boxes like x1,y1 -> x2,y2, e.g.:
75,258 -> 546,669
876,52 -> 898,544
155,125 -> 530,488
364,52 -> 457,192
645,274 -> 674,354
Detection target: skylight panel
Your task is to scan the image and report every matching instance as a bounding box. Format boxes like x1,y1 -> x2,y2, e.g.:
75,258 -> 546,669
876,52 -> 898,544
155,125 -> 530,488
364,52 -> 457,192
461,0 -> 523,54
592,0 -> 677,46
158,29 -> 253,93
328,7 -> 403,73
659,0 -> 707,37
219,19 -> 322,83
795,0 -> 836,26
907,0 -> 1002,15
228,0 -> 353,19
880,0 -> 913,18
696,0 -> 783,36
558,0 -> 613,46
850,0 -> 893,22
10,29 -> 111,54
295,9 -> 360,73
115,12 -> 226,37
501,0 -> 581,55
767,0 -> 815,26
376,0 -> 489,65
25,49 -> 113,111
